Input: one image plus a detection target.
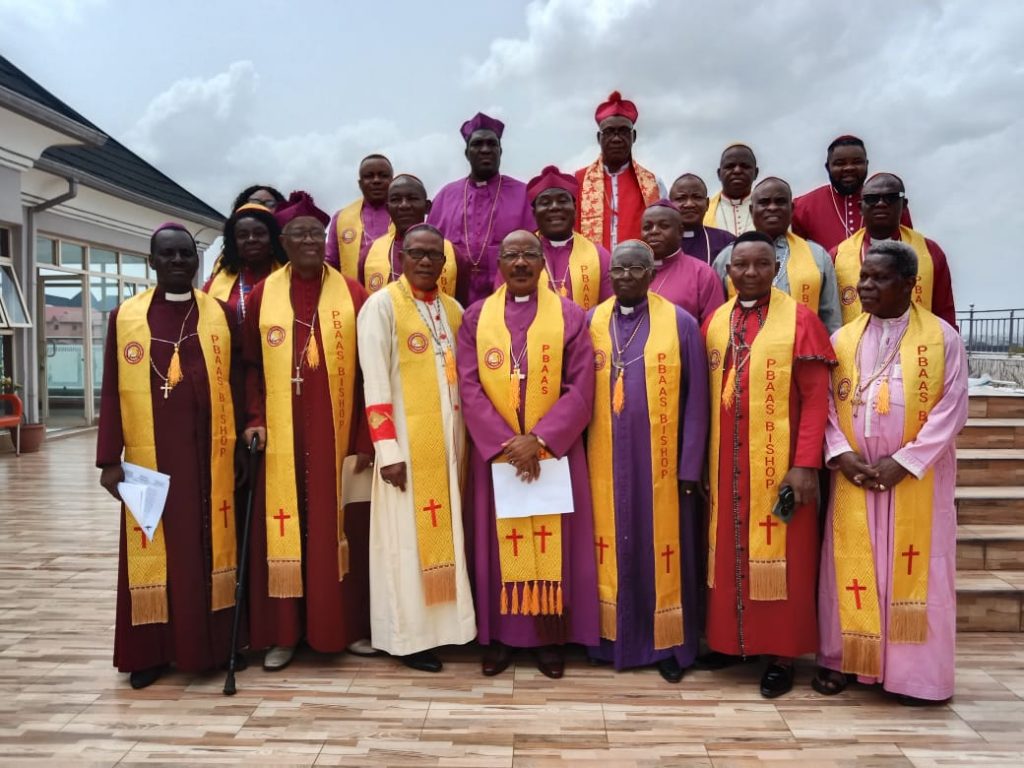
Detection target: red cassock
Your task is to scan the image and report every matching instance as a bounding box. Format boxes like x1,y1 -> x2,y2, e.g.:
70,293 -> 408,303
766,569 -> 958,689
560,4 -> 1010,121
242,271 -> 372,653
702,296 -> 835,658
96,291 -> 239,673
573,165 -> 648,250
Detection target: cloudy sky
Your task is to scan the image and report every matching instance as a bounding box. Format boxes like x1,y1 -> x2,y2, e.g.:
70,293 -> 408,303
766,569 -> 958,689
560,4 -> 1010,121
2,0 -> 1022,309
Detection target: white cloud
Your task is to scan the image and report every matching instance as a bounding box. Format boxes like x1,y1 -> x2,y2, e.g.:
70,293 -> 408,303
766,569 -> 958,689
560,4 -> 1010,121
0,0 -> 105,28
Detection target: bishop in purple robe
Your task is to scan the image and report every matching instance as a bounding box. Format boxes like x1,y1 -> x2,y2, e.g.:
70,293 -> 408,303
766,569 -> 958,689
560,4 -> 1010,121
457,230 -> 599,679
586,240 -> 709,683
427,112 -> 534,307
669,173 -> 736,265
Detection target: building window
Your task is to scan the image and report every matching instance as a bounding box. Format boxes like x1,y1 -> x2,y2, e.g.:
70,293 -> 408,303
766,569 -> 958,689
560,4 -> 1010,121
0,227 -> 31,330
59,241 -> 85,270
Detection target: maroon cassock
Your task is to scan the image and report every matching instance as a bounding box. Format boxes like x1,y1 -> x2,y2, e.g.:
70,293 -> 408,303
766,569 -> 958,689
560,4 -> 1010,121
792,184 -> 913,252
702,296 -> 835,658
96,290 -> 239,673
457,292 -> 600,647
681,225 -> 735,266
242,270 -> 372,653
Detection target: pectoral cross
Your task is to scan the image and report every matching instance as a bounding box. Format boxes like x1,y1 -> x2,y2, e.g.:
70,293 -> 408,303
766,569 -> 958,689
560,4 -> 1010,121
512,366 -> 525,382
292,365 -> 304,396
160,380 -> 173,399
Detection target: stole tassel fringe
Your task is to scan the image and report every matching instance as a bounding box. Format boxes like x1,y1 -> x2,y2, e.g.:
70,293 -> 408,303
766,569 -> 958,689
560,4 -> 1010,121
421,565 -> 457,606
652,606 -> 684,650
599,600 -> 617,641
841,633 -> 882,678
509,369 -> 521,413
210,568 -> 236,612
511,582 -> 521,614
130,585 -> 169,626
748,560 -> 788,601
337,537 -> 350,580
268,560 -> 304,598
889,603 -> 928,644
499,581 -> 564,616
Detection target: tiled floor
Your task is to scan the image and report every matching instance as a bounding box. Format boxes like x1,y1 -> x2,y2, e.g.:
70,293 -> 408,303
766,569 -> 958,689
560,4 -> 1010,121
1,433 -> 1023,766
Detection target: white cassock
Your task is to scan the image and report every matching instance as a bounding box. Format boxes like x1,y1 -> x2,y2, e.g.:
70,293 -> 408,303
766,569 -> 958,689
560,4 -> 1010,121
357,288 -> 476,656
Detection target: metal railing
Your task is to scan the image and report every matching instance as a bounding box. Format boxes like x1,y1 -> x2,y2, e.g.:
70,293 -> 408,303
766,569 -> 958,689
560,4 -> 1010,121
958,306 -> 1024,355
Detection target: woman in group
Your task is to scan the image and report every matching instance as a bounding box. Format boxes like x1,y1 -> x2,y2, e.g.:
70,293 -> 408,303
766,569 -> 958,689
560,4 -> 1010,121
231,185 -> 285,213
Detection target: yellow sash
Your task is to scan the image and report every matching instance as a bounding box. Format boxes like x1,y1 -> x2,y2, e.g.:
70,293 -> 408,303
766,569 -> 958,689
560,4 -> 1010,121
835,226 -> 934,325
588,294 -> 684,648
477,284 -> 565,616
363,233 -> 457,296
259,265 -> 357,597
578,157 -> 659,246
542,233 -> 602,311
706,289 -> 796,600
702,192 -> 723,228
116,289 -> 237,625
206,259 -> 282,303
726,233 -> 821,314
386,276 -> 463,604
830,305 -> 944,676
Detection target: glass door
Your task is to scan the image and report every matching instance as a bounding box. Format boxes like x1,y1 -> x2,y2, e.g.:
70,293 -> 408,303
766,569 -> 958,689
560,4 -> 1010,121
38,269 -> 89,427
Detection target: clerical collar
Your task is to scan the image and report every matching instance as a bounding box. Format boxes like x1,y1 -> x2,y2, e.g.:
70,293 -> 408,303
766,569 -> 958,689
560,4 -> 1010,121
512,292 -> 534,303
165,291 -> 192,302
470,175 -> 496,188
722,193 -> 750,205
682,229 -> 698,238
617,298 -> 647,316
410,286 -> 438,302
604,163 -> 628,177
738,299 -> 758,308
548,236 -> 572,247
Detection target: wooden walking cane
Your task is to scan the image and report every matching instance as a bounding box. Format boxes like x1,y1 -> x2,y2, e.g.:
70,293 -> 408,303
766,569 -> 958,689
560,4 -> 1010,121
224,434 -> 261,696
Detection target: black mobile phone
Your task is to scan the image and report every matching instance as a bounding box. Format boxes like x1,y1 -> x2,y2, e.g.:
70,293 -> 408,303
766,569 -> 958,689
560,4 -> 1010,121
772,485 -> 795,524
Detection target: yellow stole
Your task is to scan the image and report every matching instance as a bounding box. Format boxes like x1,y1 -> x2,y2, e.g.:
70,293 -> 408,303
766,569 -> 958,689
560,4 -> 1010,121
725,233 -> 821,314
386,276 -> 463,604
542,233 -> 602,311
259,265 -> 357,597
706,289 -> 796,600
363,233 -> 457,296
588,294 -> 684,648
835,227 -> 934,325
206,259 -> 282,302
335,199 -> 396,280
830,305 -> 944,676
116,289 -> 237,625
578,157 -> 659,245
477,284 -> 565,616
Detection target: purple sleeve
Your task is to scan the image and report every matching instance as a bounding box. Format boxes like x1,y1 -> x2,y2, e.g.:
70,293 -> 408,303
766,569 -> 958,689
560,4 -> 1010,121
455,302 -> 517,461
678,308 -> 709,482
325,213 -> 340,269
531,303 -> 596,458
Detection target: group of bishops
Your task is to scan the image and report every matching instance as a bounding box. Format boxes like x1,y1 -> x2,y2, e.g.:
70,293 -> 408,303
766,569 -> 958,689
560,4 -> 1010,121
97,91 -> 967,707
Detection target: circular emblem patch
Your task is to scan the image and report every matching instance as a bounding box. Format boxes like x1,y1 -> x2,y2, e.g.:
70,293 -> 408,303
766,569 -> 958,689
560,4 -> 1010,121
594,349 -> 607,372
266,326 -> 286,347
123,342 -> 144,365
837,377 -> 852,401
841,285 -> 858,306
709,349 -> 722,371
407,332 -> 428,354
484,347 -> 504,370
368,272 -> 385,291
341,227 -> 357,244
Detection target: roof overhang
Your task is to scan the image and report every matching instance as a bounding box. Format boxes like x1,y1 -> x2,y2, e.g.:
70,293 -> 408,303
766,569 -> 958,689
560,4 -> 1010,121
0,84 -> 107,148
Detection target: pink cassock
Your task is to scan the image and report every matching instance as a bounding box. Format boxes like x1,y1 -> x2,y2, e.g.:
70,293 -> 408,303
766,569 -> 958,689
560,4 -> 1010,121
649,249 -> 725,326
818,311 -> 967,701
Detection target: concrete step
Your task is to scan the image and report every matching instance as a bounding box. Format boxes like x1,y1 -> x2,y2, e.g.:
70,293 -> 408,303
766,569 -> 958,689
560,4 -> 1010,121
957,418 -> 1024,449
957,570 -> 1024,632
956,525 -> 1024,571
956,449 -> 1024,487
956,486 -> 1024,525
969,394 -> 1024,420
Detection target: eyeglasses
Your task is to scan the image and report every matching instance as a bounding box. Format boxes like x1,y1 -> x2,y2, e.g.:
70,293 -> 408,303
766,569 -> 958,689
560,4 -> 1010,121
498,250 -> 543,262
862,192 -> 905,206
402,248 -> 446,263
599,126 -> 633,140
609,265 -> 651,279
284,228 -> 326,242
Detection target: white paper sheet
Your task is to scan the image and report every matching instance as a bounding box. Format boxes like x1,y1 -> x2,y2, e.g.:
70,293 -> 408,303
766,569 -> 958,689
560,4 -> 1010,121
492,456 -> 574,519
117,462 -> 171,542
341,454 -> 373,507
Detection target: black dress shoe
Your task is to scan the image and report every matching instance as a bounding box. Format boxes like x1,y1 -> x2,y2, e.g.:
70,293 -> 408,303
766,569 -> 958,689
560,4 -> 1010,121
657,656 -> 685,683
401,650 -> 443,673
481,644 -> 512,677
897,693 -> 950,707
129,665 -> 164,689
535,646 -> 564,679
760,662 -> 795,698
693,651 -> 743,671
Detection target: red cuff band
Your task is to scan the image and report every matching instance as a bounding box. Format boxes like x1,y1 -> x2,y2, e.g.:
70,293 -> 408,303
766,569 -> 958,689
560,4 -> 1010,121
366,404 -> 396,441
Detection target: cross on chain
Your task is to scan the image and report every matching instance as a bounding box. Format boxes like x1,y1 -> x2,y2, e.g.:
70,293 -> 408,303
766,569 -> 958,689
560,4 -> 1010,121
219,499 -> 231,528
133,525 -> 148,549
901,544 -> 920,576
661,544 -> 675,574
533,524 -> 552,554
759,514 -> 779,546
422,498 -> 443,528
506,528 -> 524,557
291,366 -> 304,396
160,380 -> 174,399
846,578 -> 867,610
273,508 -> 291,537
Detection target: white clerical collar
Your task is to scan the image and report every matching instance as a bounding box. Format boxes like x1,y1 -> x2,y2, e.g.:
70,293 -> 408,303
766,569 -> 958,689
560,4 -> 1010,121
618,304 -> 636,315
722,193 -> 749,206
512,293 -> 533,303
739,299 -> 758,308
604,163 -> 628,177
548,236 -> 572,247
165,291 -> 192,302
682,230 -> 697,238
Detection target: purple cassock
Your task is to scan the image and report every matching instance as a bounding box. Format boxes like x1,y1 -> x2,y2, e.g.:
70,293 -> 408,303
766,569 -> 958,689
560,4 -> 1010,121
457,291 -> 600,647
681,225 -> 735,266
648,248 -> 726,326
587,298 -> 709,669
427,175 -> 534,307
493,235 -> 614,307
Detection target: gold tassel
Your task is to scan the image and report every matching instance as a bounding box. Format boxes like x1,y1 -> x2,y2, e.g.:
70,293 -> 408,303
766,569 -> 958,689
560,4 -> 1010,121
531,580 -> 540,615
889,603 -> 928,644
130,585 -> 169,626
510,367 -> 521,413
268,560 -> 304,598
748,560 -> 788,601
653,606 -> 684,650
210,569 -> 236,612
556,582 -> 563,615
874,377 -> 890,415
167,344 -> 183,387
541,581 -> 550,615
421,565 -> 457,606
500,583 -> 509,615
522,581 -> 533,615
841,633 -> 882,678
599,599 -> 616,641
337,537 -> 350,580
612,368 -> 625,415
722,366 -> 736,411
511,582 -> 521,615
306,336 -> 320,370
444,347 -> 457,385
559,284 -> 568,298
